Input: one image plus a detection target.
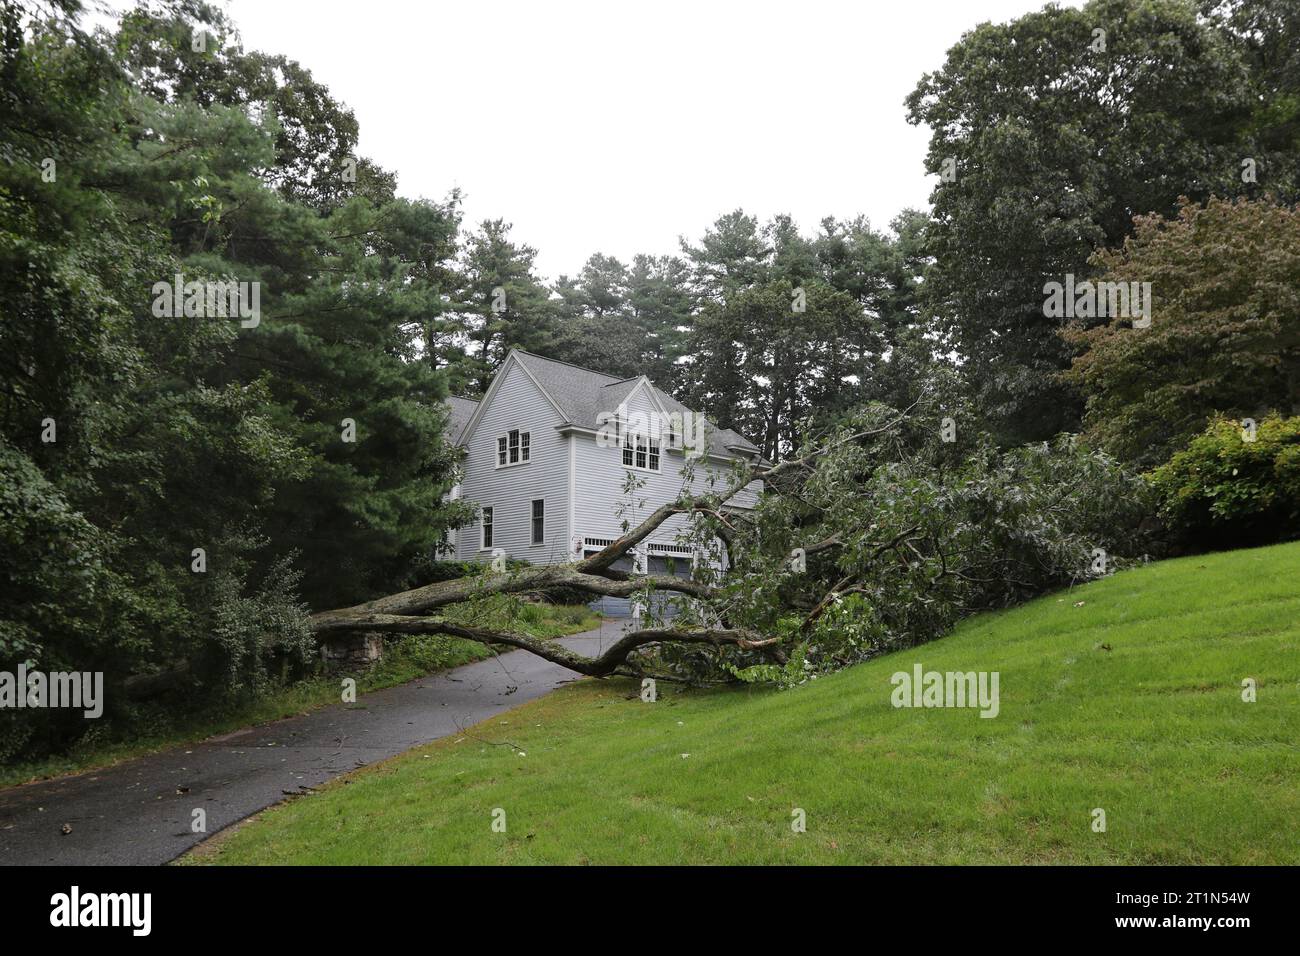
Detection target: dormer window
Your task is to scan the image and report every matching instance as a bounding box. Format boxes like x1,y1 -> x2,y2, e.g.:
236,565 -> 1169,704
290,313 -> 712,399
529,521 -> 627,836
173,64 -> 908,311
496,429 -> 531,468
622,430 -> 660,472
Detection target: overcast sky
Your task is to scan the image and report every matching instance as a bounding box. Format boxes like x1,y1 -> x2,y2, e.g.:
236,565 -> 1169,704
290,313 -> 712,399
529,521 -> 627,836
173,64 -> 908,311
212,0 -> 1082,281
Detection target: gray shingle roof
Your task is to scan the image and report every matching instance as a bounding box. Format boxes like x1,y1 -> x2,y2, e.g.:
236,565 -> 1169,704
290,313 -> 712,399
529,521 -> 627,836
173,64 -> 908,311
512,351 -> 759,459
444,394 -> 479,444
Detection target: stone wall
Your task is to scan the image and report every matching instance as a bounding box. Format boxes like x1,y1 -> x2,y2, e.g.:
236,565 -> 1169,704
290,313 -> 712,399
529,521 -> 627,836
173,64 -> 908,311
319,632 -> 384,667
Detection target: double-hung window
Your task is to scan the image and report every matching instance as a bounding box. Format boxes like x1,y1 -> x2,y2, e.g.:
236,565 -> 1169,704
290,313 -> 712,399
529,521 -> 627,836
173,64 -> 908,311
481,507 -> 494,549
496,429 -> 531,468
622,429 -> 661,472
531,499 -> 544,545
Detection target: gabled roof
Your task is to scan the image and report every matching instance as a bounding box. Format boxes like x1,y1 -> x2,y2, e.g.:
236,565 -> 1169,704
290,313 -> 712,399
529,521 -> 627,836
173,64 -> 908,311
455,350 -> 761,460
512,351 -> 759,459
444,394 -> 479,445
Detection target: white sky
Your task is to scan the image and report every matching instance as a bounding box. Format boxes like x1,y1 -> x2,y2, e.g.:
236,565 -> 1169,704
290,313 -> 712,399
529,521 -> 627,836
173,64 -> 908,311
204,0 -> 1081,281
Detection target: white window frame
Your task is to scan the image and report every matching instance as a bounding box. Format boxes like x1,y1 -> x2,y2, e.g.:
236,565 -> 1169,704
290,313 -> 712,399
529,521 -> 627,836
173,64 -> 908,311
496,429 -> 531,468
621,429 -> 661,473
530,498 -> 545,546
480,506 -> 494,551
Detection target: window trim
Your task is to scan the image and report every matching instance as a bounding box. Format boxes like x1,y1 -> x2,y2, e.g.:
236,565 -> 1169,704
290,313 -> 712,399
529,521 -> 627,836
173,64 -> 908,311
480,506 -> 494,551
495,429 -> 532,469
530,498 -> 545,546
621,428 -> 662,473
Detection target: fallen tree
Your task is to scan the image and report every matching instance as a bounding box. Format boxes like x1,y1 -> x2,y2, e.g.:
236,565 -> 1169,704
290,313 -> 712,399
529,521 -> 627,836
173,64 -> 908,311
305,409 -> 871,680
308,401 -> 1158,687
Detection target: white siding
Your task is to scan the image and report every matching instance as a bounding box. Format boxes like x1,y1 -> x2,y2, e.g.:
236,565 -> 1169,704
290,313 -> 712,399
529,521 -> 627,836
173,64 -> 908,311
454,358 -> 760,571
454,360 -> 572,565
572,436 -> 760,546
571,384 -> 761,551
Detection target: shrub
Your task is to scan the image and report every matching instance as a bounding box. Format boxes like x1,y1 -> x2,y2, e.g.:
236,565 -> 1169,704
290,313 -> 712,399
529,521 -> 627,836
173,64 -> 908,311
421,557 -> 530,582
554,605 -> 593,628
421,559 -> 489,582
1150,414 -> 1300,549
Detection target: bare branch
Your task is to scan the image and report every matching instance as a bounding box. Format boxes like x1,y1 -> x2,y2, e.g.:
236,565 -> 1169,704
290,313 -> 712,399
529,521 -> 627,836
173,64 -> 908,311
578,501 -> 690,572
318,613 -> 765,678
311,564 -> 712,631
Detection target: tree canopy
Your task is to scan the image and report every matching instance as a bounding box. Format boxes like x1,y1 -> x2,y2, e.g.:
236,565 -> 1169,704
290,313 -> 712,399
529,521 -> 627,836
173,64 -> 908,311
1064,196 -> 1300,466
905,0 -> 1299,444
1,0 -> 1296,764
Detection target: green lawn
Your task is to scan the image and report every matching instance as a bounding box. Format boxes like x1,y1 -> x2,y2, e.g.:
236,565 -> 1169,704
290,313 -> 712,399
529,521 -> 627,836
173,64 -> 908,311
1,598 -> 599,789
190,542 -> 1300,865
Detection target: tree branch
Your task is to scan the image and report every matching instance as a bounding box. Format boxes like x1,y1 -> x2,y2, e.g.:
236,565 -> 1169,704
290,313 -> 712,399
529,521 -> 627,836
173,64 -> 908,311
320,613 -> 767,678
310,564 -> 713,631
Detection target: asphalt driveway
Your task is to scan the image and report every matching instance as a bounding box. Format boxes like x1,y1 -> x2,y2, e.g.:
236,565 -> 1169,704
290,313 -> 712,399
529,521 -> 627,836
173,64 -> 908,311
0,623 -> 627,865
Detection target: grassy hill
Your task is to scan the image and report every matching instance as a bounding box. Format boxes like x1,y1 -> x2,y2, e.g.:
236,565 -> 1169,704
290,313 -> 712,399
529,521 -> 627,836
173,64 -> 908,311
190,542 -> 1300,865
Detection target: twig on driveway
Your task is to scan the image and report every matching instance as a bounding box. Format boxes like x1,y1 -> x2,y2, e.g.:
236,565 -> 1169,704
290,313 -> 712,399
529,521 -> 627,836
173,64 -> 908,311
452,717 -> 526,756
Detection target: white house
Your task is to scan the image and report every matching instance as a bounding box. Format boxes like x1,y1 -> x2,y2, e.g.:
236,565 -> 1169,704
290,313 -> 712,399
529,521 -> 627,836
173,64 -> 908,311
444,350 -> 762,591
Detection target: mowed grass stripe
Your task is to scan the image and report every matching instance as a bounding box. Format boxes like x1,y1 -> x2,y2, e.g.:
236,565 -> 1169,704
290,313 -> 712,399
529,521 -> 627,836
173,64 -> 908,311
188,541 -> 1300,865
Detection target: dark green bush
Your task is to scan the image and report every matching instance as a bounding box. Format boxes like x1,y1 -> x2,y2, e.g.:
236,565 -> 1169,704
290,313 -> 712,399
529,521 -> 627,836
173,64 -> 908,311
1150,414 -> 1300,549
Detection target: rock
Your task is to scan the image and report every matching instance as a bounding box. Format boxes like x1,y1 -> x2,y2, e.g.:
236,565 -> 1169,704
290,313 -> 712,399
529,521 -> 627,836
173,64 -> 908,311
319,632 -> 384,667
